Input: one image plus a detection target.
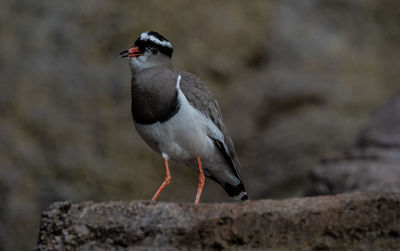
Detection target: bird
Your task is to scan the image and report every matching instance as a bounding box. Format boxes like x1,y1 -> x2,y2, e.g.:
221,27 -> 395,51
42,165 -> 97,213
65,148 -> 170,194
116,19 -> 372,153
120,31 -> 248,204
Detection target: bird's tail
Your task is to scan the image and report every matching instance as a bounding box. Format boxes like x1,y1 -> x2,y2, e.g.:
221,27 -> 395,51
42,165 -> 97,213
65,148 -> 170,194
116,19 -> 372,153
221,181 -> 248,201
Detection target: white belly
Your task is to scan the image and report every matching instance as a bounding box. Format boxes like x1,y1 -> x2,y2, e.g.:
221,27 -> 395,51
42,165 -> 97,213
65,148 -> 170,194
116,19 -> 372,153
135,86 -> 222,162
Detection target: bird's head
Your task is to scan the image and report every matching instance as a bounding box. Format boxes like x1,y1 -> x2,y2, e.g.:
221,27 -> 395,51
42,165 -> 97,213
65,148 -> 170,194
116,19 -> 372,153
120,31 -> 173,71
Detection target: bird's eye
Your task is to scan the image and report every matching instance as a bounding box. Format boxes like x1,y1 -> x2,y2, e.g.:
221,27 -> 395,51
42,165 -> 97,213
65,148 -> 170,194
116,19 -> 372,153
150,47 -> 158,55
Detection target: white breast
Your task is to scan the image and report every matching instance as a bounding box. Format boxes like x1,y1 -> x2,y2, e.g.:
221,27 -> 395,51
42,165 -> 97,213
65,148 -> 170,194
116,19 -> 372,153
134,75 -> 224,162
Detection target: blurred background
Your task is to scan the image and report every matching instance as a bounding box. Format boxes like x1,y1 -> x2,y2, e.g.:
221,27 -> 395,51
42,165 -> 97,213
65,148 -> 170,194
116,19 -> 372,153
1,0 -> 400,250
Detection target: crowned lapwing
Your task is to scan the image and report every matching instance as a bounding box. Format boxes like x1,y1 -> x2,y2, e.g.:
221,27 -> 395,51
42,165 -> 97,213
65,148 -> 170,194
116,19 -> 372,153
120,31 -> 248,204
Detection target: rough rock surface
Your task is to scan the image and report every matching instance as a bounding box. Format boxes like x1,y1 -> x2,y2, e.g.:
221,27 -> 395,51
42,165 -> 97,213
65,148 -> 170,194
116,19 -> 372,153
308,93 -> 400,195
36,193 -> 400,250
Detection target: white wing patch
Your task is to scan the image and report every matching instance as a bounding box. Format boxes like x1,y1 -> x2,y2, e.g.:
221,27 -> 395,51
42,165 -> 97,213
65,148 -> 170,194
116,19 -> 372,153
176,74 -> 181,89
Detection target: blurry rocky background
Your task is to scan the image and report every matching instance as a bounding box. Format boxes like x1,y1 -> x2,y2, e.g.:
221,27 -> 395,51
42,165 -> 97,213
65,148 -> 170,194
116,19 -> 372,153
0,0 -> 399,250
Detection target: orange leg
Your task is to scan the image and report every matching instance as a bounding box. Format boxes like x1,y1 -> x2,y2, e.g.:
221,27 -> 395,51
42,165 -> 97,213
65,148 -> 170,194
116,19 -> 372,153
195,156 -> 205,204
152,157 -> 171,201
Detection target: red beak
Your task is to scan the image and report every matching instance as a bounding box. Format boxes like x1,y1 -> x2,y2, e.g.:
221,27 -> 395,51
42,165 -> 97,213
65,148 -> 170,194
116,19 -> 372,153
119,46 -> 142,58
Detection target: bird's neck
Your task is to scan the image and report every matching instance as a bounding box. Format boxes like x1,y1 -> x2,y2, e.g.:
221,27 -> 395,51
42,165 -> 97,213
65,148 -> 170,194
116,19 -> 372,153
129,54 -> 172,75
130,63 -> 180,125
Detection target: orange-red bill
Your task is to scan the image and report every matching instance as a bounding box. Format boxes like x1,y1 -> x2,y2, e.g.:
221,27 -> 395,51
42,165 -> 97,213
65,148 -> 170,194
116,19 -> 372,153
119,46 -> 142,58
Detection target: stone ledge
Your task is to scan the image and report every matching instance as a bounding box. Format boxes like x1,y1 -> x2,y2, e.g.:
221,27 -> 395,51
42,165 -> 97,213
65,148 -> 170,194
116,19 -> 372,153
36,193 -> 400,250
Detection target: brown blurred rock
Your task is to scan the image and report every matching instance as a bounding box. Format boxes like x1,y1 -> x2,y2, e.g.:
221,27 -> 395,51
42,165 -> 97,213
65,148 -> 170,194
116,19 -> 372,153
36,193 -> 400,250
357,93 -> 400,148
308,93 -> 400,195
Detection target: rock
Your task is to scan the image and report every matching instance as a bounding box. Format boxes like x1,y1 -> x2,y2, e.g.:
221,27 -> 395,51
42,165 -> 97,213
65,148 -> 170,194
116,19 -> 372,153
308,93 -> 400,195
36,193 -> 400,250
357,93 -> 400,148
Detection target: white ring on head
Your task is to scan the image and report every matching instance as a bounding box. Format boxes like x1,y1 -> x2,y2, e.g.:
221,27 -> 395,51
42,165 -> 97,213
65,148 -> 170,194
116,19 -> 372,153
140,32 -> 173,48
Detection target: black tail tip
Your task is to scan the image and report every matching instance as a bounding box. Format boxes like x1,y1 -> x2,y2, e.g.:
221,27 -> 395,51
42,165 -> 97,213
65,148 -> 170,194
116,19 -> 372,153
232,191 -> 248,201
222,182 -> 248,201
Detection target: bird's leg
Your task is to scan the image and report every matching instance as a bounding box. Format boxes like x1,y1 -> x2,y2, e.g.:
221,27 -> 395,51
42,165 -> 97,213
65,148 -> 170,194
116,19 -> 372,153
195,156 -> 205,204
152,157 -> 171,201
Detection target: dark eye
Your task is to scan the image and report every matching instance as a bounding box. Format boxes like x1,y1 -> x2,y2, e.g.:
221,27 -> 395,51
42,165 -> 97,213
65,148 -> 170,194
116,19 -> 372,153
150,47 -> 158,54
